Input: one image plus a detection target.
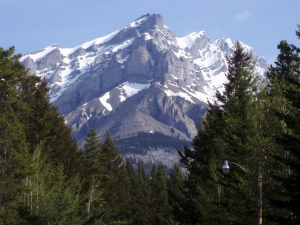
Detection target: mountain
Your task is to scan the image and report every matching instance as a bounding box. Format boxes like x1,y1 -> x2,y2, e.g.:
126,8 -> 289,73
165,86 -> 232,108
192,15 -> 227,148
21,13 -> 267,168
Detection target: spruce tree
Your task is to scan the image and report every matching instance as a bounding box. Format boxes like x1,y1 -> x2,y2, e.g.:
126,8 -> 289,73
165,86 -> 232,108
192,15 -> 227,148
20,73 -> 82,166
128,161 -> 151,225
21,75 -> 82,177
179,42 -> 263,224
218,42 -> 262,224
0,46 -> 31,224
100,132 -> 128,224
149,164 -> 171,225
45,165 -> 82,225
82,129 -> 105,224
168,163 -> 187,224
266,28 -> 300,224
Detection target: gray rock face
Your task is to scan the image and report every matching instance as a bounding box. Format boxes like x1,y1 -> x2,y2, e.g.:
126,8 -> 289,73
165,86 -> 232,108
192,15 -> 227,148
21,13 -> 267,168
36,47 -> 63,70
126,45 -> 153,83
189,33 -> 210,58
22,57 -> 37,75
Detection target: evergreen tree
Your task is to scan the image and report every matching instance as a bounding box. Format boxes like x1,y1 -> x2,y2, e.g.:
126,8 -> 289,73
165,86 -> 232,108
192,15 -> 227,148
179,42 -> 263,224
100,132 -> 128,224
218,41 -> 262,225
179,101 -> 227,224
128,161 -> 151,225
21,75 -> 82,177
0,46 -> 31,224
149,164 -> 171,225
168,164 -> 187,224
266,28 -> 300,224
23,142 -> 50,223
0,46 -> 84,224
46,165 -> 82,225
82,129 -> 105,224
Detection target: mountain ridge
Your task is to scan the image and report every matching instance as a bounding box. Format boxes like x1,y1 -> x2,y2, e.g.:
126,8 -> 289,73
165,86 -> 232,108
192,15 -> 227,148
21,13 -> 267,167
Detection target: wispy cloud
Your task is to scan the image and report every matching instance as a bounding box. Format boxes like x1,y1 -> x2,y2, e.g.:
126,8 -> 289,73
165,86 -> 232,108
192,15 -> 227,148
234,11 -> 251,22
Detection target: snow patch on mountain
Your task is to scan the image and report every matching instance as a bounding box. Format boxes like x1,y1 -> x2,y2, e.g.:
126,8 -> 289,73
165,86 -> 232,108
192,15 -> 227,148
112,38 -> 135,53
95,81 -> 152,112
99,92 -> 113,111
120,82 -> 151,99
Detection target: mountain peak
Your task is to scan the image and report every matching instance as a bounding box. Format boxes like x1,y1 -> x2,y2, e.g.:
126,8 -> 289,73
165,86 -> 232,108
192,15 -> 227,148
105,13 -> 169,48
130,13 -> 163,27
125,13 -> 164,34
21,14 -> 268,167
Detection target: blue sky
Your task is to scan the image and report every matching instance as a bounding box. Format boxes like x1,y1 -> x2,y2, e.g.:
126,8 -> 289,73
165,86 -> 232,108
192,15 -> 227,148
1,0 -> 299,64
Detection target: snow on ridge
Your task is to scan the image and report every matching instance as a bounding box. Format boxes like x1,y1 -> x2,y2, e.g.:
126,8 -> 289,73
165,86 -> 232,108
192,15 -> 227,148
21,45 -> 58,61
213,38 -> 254,56
22,30 -> 120,61
59,30 -> 120,57
176,31 -> 206,49
128,14 -> 151,28
214,38 -> 235,49
76,30 -> 120,51
112,38 -> 135,53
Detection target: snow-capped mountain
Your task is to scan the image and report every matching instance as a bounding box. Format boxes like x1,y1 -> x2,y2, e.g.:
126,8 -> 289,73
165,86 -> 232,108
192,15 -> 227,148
22,13 -> 267,168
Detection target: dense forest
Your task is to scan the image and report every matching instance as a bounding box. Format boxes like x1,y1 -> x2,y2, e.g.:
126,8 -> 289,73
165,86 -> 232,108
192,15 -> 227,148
0,26 -> 299,224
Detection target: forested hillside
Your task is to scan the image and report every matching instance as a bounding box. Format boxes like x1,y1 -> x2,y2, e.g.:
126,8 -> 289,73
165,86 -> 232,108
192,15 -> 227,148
0,25 -> 299,224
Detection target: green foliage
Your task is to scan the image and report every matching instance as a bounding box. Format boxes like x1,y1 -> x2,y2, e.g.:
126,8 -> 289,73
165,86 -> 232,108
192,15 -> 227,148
81,129 -> 105,224
0,46 -> 31,224
266,29 -> 300,224
168,164 -> 188,224
149,164 -> 171,225
1,24 -> 300,225
101,132 -> 130,224
0,46 -> 84,224
179,41 -> 265,224
219,42 -> 263,224
125,160 -> 150,225
45,165 -> 82,225
177,28 -> 300,225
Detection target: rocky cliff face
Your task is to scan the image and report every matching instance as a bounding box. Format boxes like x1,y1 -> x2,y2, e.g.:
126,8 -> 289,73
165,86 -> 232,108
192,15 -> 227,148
21,13 -> 267,168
